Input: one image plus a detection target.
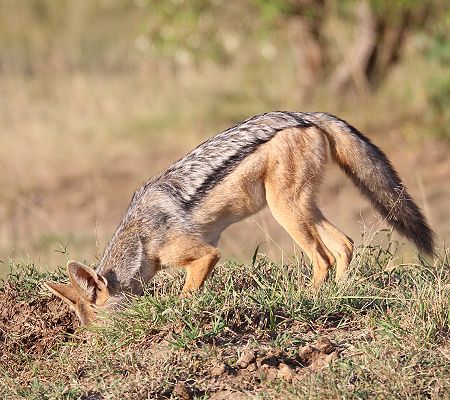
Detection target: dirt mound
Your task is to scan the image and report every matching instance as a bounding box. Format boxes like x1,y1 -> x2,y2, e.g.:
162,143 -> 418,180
0,281 -> 79,356
0,268 -> 342,398
171,337 -> 341,399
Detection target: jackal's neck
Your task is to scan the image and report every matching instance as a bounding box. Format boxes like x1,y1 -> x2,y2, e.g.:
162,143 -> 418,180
96,223 -> 153,296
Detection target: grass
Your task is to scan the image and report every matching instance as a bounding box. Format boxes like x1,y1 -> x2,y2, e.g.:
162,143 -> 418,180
1,243 -> 449,399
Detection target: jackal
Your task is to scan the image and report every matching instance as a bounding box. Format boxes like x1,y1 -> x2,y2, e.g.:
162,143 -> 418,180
45,112 -> 434,325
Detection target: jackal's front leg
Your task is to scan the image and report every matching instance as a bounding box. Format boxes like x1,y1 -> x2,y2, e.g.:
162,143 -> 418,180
158,236 -> 220,295
182,249 -> 220,293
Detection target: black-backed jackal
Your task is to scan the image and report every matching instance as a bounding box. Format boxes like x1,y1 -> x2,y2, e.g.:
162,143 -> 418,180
45,112 -> 434,325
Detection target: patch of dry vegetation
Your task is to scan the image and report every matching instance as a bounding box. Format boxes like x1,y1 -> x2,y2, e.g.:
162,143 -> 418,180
1,243 -> 448,399
1,2 -> 450,271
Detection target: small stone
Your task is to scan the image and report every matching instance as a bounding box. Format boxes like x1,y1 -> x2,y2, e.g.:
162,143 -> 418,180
210,363 -> 227,377
210,390 -> 249,400
298,345 -> 315,365
277,363 -> 296,382
315,337 -> 335,354
309,351 -> 339,372
246,363 -> 257,372
236,350 -> 256,369
173,382 -> 191,400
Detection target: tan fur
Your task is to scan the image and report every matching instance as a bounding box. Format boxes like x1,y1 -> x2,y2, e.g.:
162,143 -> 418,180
45,111 -> 434,325
193,126 -> 352,288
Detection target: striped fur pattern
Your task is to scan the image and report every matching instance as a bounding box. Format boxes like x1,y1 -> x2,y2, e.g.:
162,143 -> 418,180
136,112 -> 311,209
45,111 -> 435,325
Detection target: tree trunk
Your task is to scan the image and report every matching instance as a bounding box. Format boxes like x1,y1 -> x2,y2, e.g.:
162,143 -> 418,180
289,0 -> 327,102
330,0 -> 377,94
330,1 -> 431,95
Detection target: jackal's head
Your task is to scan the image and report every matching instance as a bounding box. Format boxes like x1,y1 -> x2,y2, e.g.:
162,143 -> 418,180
44,261 -> 110,326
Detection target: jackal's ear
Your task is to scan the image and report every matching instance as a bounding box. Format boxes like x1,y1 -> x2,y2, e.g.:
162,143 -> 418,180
44,281 -> 79,310
67,260 -> 109,305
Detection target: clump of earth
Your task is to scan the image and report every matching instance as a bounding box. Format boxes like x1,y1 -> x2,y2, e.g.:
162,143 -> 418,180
0,281 -> 79,356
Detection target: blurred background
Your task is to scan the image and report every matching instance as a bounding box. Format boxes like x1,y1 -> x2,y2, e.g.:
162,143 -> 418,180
0,0 -> 449,275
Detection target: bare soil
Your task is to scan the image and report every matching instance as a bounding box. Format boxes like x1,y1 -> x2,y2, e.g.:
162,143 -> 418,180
0,282 -> 78,356
0,284 -> 344,399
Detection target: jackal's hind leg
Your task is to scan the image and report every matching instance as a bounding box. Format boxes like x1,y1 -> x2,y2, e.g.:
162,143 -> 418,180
264,125 -> 336,289
265,187 -> 335,289
286,221 -> 336,289
316,214 -> 354,282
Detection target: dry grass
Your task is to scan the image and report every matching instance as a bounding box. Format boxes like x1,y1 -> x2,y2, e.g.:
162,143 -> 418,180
1,1 -> 449,278
1,62 -> 450,276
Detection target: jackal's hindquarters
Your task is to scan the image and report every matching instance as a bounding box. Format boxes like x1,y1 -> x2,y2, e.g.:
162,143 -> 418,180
264,125 -> 354,287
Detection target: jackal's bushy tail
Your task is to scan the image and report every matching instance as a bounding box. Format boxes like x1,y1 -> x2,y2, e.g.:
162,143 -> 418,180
303,112 -> 434,254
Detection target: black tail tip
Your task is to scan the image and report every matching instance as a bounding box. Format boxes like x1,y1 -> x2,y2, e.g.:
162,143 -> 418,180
412,224 -> 435,256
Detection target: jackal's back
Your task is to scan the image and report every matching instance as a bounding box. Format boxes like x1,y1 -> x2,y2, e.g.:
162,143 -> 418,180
135,112 -> 311,210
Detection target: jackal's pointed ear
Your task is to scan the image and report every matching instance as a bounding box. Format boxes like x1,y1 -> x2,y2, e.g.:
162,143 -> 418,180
44,281 -> 79,310
67,261 -> 109,305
